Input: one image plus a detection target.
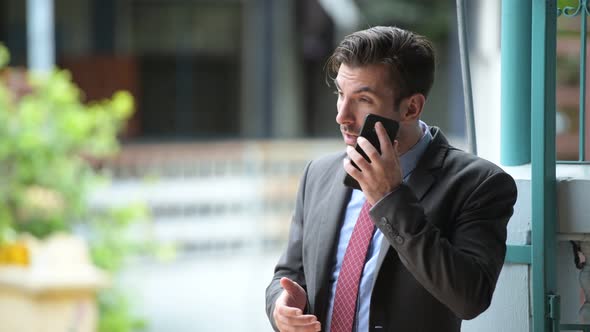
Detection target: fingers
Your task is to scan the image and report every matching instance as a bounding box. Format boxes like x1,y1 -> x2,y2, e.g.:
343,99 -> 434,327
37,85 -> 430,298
275,311 -> 321,332
277,304 -> 303,317
375,122 -> 395,157
277,320 -> 321,332
343,157 -> 363,184
344,145 -> 367,184
275,307 -> 321,331
344,125 -> 402,202
356,136 -> 380,162
273,286 -> 321,332
344,136 -> 379,187
346,144 -> 371,171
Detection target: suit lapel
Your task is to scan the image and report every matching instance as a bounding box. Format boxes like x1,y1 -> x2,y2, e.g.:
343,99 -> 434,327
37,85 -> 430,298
374,127 -> 449,271
374,167 -> 438,270
313,161 -> 351,323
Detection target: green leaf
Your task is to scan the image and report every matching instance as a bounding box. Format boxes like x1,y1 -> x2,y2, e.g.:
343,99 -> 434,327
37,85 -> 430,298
111,91 -> 134,120
558,0 -> 580,9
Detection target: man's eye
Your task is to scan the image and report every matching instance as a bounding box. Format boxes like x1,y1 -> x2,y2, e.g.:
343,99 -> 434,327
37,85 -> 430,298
360,97 -> 371,103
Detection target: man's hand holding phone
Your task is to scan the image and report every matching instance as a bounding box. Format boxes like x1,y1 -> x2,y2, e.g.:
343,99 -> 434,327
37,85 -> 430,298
343,115 -> 403,205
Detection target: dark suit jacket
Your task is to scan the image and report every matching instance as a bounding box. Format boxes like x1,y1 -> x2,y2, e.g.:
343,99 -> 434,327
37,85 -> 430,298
266,127 -> 518,332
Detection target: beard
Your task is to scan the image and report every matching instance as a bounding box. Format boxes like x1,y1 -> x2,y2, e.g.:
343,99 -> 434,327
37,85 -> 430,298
340,124 -> 360,136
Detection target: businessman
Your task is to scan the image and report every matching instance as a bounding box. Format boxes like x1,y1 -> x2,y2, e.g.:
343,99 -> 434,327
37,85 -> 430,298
265,26 -> 518,332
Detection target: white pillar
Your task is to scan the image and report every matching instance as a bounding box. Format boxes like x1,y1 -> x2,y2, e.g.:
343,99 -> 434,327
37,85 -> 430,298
318,0 -> 360,41
27,0 -> 55,72
471,0 -> 502,163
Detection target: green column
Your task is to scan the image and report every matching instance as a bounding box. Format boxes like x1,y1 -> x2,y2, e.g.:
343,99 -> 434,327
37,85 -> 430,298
501,0 -> 532,165
531,0 -> 557,331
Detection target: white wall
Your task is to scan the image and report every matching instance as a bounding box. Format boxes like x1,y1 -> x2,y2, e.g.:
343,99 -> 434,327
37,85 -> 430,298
462,168 -> 590,331
461,179 -> 531,332
462,265 -> 530,332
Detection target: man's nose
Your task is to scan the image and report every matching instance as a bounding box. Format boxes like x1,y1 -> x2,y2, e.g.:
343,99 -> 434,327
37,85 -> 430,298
336,100 -> 354,125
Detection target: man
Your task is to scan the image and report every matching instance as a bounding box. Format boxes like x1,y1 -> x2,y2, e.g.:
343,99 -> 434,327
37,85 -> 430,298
265,26 -> 517,332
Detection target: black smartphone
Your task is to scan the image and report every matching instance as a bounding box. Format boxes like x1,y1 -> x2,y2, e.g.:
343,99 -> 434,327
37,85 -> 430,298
343,114 -> 400,190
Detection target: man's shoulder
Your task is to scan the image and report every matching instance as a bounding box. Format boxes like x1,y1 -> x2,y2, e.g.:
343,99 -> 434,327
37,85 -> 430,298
295,151 -> 346,194
427,127 -> 508,177
447,147 -> 504,171
307,151 -> 346,173
442,146 -> 514,184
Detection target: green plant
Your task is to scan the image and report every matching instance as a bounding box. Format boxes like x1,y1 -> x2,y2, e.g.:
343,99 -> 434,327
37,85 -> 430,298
0,43 -> 149,332
0,51 -> 133,239
98,287 -> 147,332
89,204 -> 151,332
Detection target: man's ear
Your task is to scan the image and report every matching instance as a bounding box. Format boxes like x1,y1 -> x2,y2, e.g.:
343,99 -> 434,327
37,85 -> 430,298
400,93 -> 425,121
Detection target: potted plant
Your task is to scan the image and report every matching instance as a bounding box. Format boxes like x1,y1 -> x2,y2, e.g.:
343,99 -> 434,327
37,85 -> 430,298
0,43 -> 148,332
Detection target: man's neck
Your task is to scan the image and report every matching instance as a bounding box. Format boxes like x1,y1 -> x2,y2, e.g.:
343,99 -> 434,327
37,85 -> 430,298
398,122 -> 425,155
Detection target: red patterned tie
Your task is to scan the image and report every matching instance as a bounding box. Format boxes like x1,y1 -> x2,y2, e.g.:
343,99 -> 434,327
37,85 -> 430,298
330,201 -> 375,332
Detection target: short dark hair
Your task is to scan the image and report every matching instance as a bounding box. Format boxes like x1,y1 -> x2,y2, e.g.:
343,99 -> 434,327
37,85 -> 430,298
327,26 -> 435,105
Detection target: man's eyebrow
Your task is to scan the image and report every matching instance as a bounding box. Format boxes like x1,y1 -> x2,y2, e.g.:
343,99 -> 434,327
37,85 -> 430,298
353,86 -> 376,94
333,79 -> 376,95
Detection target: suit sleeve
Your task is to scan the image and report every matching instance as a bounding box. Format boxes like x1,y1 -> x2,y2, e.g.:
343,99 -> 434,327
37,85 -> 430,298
265,161 -> 311,331
369,171 -> 517,320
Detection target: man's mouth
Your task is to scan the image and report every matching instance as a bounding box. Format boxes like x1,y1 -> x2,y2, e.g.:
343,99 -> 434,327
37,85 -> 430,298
341,130 -> 358,146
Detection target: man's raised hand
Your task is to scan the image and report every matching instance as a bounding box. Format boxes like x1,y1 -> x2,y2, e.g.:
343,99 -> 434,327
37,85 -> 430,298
273,277 -> 321,332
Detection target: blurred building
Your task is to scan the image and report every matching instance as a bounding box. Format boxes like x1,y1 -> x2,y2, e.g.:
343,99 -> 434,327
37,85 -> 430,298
0,0 -> 463,141
1,0 -> 333,139
0,0 -> 564,332
0,0 -> 467,251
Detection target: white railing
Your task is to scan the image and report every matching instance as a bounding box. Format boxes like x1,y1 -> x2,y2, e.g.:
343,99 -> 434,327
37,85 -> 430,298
89,139 -> 343,254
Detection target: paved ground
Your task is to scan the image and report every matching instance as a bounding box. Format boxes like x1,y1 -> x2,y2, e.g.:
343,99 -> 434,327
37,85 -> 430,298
121,248 -> 282,332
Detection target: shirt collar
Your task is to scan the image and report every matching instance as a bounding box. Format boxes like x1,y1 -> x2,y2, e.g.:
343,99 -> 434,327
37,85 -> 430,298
400,120 -> 432,180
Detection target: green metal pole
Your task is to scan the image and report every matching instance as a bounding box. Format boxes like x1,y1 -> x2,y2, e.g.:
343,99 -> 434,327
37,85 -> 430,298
501,0 -> 532,165
531,0 -> 558,331
579,1 -> 587,161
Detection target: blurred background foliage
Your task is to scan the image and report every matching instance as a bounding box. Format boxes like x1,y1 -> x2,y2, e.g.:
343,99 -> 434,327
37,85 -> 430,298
557,0 -> 581,9
0,43 -> 149,332
355,0 -> 452,42
0,54 -> 132,238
